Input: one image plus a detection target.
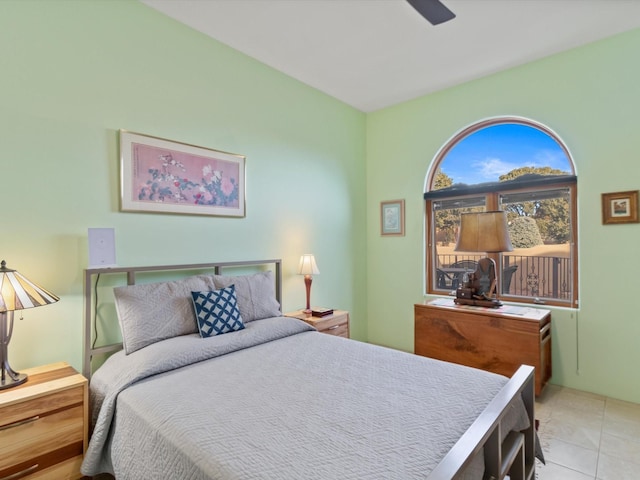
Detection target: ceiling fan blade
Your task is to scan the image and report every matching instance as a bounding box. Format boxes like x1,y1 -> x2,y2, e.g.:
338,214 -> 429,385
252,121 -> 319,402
407,0 -> 456,25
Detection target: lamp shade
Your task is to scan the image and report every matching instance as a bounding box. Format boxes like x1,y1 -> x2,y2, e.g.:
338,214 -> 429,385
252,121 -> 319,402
0,260 -> 59,312
0,260 -> 59,390
454,211 -> 513,253
298,254 -> 320,276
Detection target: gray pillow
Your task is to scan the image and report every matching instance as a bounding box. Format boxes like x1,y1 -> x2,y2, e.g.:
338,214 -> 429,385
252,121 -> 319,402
114,274 -> 217,354
212,271 -> 281,322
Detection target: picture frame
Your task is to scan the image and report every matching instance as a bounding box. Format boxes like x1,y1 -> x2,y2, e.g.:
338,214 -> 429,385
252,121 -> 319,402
120,130 -> 246,217
601,190 -> 639,225
380,199 -> 405,236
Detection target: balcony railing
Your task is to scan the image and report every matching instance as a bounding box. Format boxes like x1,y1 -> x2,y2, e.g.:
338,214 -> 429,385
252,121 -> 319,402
437,254 -> 571,301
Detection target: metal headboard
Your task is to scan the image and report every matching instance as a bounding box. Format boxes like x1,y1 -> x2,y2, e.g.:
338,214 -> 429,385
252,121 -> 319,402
83,259 -> 282,379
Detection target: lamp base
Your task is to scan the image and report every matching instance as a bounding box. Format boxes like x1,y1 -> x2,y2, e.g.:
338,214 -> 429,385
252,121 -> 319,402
1,310 -> 29,390
0,371 -> 27,390
454,297 -> 502,308
303,275 -> 313,315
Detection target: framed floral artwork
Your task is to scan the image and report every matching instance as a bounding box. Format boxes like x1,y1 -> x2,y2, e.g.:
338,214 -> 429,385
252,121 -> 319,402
120,130 -> 245,217
380,199 -> 405,236
601,190 -> 638,225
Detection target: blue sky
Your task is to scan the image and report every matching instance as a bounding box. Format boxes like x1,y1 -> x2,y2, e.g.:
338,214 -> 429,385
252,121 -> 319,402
440,123 -> 571,185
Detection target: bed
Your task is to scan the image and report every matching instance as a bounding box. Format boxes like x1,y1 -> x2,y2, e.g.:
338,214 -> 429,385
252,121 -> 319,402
80,259 -> 537,480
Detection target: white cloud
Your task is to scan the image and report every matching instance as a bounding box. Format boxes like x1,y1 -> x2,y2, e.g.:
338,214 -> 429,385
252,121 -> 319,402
472,157 -> 517,180
532,149 -> 569,170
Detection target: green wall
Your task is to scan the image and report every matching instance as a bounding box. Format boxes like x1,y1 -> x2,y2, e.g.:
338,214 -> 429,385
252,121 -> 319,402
366,28 -> 640,403
3,0 -> 639,404
1,0 -> 367,372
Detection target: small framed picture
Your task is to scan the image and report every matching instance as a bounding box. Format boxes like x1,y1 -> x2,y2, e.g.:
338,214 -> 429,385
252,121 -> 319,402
601,190 -> 639,224
380,199 -> 405,236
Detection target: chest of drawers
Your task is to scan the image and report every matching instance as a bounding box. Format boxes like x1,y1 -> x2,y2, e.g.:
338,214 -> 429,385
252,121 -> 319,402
415,301 -> 551,395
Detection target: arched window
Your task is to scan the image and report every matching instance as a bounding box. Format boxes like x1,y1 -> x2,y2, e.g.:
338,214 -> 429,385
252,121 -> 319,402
425,117 -> 578,307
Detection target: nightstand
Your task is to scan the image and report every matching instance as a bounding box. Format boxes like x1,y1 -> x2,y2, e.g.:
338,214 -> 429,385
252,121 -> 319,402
0,362 -> 88,479
286,310 -> 350,338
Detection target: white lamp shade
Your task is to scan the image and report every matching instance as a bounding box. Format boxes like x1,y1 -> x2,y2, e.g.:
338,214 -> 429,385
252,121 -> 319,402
0,261 -> 59,312
298,254 -> 320,275
0,260 -> 59,390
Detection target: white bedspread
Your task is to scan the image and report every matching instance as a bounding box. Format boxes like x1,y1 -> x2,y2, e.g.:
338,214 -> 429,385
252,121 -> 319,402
82,316 -> 529,479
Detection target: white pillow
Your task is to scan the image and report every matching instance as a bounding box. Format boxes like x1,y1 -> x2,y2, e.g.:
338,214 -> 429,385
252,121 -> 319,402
212,271 -> 281,322
114,274 -> 217,354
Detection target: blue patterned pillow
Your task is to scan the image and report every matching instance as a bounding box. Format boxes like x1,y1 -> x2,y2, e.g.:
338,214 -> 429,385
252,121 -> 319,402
191,285 -> 245,338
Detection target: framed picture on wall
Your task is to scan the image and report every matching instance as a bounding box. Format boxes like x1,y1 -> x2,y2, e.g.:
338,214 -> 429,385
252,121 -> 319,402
601,190 -> 639,224
120,130 -> 246,217
380,199 -> 405,236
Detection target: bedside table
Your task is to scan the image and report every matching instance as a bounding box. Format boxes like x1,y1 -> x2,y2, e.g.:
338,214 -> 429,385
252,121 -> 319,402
0,362 -> 88,479
286,310 -> 350,338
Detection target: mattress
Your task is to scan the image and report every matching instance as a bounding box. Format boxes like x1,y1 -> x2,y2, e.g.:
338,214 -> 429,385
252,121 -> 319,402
82,316 -> 529,479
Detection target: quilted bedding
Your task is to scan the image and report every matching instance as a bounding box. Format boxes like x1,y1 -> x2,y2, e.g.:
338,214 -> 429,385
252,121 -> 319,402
82,316 -> 529,479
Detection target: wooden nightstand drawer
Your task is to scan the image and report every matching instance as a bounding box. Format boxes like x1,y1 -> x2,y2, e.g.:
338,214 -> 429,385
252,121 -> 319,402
327,324 -> 348,337
285,310 -> 350,338
0,404 -> 84,470
312,314 -> 345,332
0,445 -> 84,480
24,455 -> 84,480
1,386 -> 84,429
319,318 -> 349,337
0,363 -> 87,480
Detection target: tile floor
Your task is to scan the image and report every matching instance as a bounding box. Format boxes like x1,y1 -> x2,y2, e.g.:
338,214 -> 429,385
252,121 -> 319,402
535,384 -> 640,479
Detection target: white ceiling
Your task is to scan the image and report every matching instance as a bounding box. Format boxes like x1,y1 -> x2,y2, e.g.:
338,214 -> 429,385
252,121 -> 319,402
140,0 -> 640,112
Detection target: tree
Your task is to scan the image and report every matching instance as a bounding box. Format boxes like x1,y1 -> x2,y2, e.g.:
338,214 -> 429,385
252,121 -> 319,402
433,171 -> 458,245
433,170 -> 453,190
499,166 -> 568,181
499,167 -> 570,244
509,216 -> 543,248
535,195 -> 571,243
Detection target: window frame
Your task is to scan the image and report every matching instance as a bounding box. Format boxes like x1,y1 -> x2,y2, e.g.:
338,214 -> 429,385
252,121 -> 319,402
425,117 -> 578,308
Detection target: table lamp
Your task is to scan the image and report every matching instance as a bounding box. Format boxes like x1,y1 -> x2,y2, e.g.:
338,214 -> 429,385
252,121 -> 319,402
454,211 -> 513,305
298,254 -> 319,314
0,260 -> 59,389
